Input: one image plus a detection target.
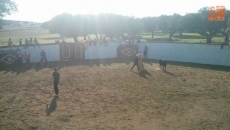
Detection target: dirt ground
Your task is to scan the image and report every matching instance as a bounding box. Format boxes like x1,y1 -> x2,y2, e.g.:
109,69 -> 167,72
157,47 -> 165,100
0,60 -> 230,130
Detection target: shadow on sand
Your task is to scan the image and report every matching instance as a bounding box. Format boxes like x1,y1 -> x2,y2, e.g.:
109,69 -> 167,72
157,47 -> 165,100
132,70 -> 152,79
46,96 -> 58,116
164,71 -> 175,76
1,58 -> 229,75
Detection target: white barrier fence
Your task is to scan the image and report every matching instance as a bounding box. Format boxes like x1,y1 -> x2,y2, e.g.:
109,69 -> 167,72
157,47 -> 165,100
85,42 -> 119,59
138,43 -> 230,66
1,42 -> 230,66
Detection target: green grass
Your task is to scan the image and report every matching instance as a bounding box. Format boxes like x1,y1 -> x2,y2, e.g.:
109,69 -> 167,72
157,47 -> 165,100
0,29 -> 76,46
140,32 -> 225,44
0,25 -> 227,46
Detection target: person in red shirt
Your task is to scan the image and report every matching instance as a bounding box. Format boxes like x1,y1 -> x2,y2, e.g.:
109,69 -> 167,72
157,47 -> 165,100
24,51 -> 30,64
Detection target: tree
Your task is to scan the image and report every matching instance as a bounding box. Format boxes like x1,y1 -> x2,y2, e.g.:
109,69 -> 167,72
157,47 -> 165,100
0,0 -> 17,28
220,10 -> 230,37
181,13 -> 202,32
157,15 -> 169,33
0,0 -> 17,18
42,13 -> 79,41
156,14 -> 182,42
197,7 -> 228,43
167,14 -> 182,42
142,17 -> 157,38
182,8 -> 229,43
177,17 -> 184,36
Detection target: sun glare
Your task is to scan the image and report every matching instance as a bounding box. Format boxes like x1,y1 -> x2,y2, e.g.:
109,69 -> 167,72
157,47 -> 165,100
3,0 -> 230,22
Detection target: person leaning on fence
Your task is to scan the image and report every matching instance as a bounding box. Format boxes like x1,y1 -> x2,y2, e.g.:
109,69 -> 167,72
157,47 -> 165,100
34,38 -> 40,48
221,34 -> 229,49
8,38 -> 14,46
25,38 -> 29,48
34,38 -> 39,44
19,38 -> 22,46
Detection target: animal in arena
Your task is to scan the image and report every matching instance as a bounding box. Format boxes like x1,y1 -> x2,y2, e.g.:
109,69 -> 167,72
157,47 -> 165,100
159,59 -> 167,71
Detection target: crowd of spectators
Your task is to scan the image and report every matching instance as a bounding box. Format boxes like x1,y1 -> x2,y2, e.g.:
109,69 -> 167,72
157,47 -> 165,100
0,48 -> 47,67
84,36 -> 108,47
84,35 -> 140,48
7,37 -> 39,47
15,49 -> 47,67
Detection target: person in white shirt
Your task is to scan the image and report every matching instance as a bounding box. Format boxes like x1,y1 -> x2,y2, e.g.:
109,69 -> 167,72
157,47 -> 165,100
137,51 -> 145,72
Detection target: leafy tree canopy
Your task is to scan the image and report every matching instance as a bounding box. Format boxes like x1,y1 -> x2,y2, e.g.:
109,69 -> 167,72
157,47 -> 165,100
0,0 -> 17,18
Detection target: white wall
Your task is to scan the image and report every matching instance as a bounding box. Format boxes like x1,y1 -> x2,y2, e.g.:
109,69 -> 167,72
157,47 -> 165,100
2,42 -> 230,66
85,42 -> 119,59
138,43 -> 230,66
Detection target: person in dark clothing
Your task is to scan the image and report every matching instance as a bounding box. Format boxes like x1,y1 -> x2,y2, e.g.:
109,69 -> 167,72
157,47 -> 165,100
40,49 -> 48,65
34,38 -> 40,48
144,45 -> 148,59
25,38 -> 29,48
221,34 -> 229,49
130,54 -> 139,72
52,67 -> 60,96
34,38 -> 39,44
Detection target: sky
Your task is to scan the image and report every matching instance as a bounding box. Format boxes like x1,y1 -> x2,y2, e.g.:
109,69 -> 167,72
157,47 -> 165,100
3,0 -> 230,23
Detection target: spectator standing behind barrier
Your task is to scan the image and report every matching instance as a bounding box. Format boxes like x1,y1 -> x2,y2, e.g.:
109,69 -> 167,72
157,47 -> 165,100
25,38 -> 29,47
17,49 -> 23,65
8,38 -> 14,46
24,51 -> 30,65
144,45 -> 148,59
221,34 -> 229,49
34,38 -> 40,48
34,38 -> 39,44
19,38 -> 22,46
40,49 -> 47,65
